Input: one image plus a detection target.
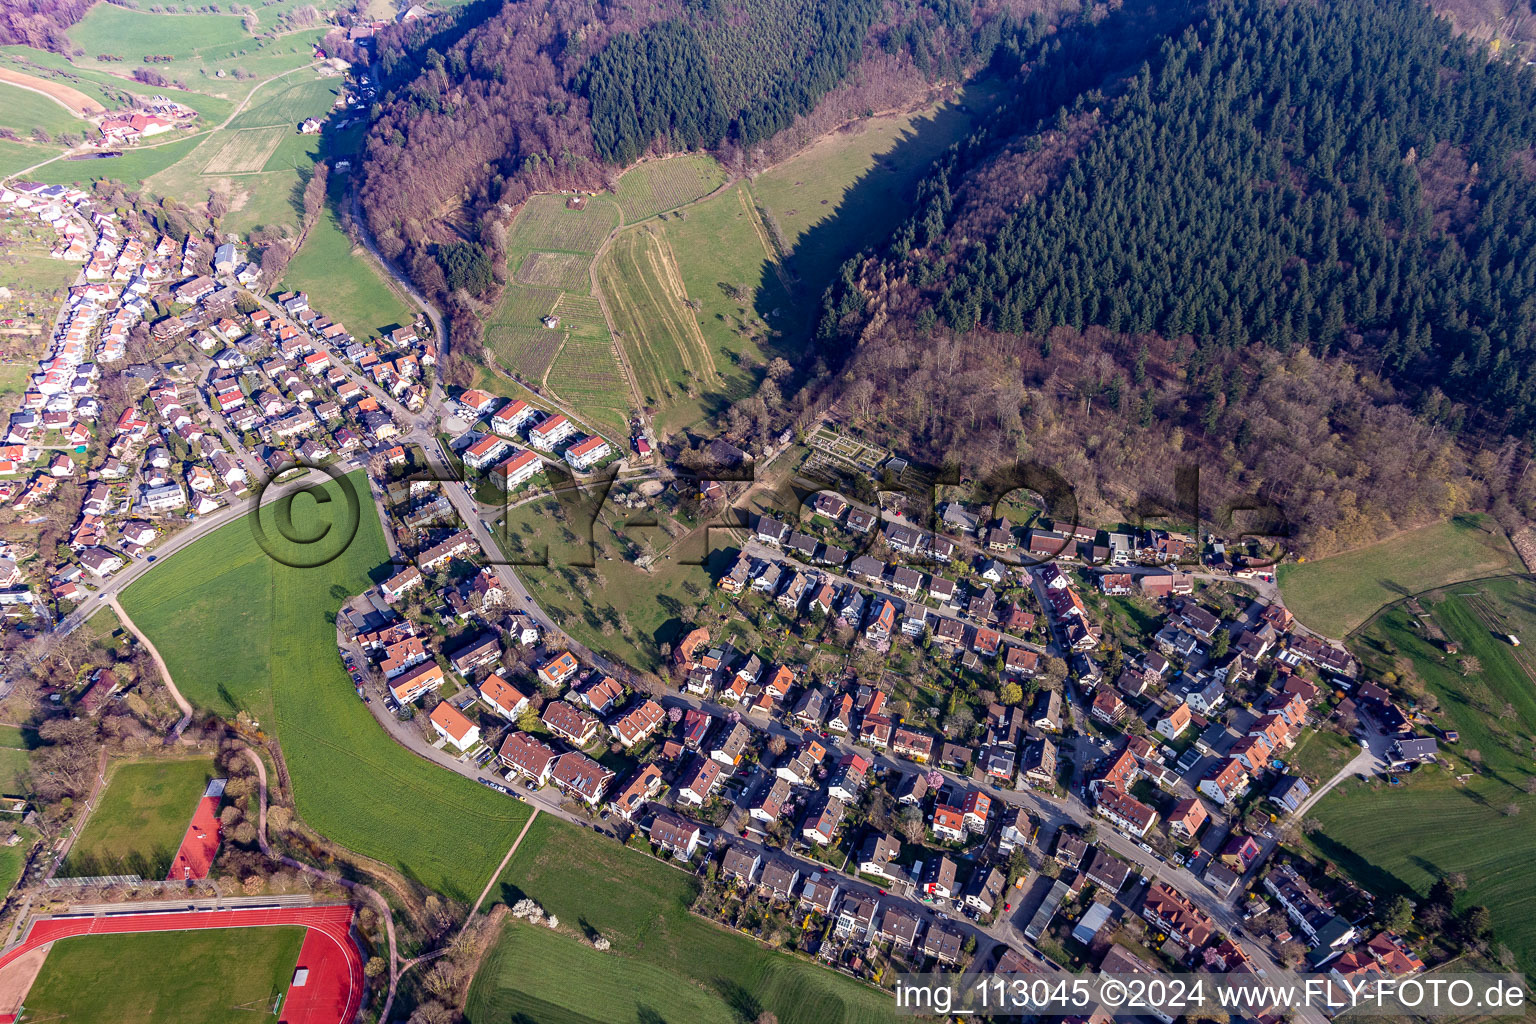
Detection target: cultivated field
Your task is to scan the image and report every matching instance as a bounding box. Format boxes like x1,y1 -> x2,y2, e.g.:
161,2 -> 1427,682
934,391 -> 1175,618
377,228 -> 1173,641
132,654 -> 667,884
1277,514 -> 1521,637
120,472 -> 532,901
200,126 -> 288,174
483,816 -> 897,1024
63,757 -> 213,878
544,324 -> 631,439
22,927 -> 305,1024
597,226 -> 720,423
1312,575 -> 1536,975
610,153 -> 727,222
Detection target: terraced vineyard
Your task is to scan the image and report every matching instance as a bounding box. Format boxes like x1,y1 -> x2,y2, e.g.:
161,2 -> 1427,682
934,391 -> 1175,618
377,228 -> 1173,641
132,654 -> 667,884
610,154 -> 727,222
597,226 -> 720,420
506,193 -> 620,256
515,250 -> 592,290
485,323 -> 563,385
546,325 -> 631,439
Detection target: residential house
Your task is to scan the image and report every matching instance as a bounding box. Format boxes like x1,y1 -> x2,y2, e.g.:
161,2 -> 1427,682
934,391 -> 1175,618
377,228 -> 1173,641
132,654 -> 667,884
802,795 -> 845,846
760,859 -> 802,900
1166,797 -> 1209,841
549,751 -> 615,806
607,764 -> 663,821
920,855 -> 959,899
720,845 -> 762,886
542,701 -> 601,746
649,810 -> 702,859
677,755 -> 723,807
858,832 -> 903,881
1142,882 -> 1215,949
1199,758 -> 1250,806
1095,786 -> 1158,837
429,702 -> 480,751
498,731 -> 557,785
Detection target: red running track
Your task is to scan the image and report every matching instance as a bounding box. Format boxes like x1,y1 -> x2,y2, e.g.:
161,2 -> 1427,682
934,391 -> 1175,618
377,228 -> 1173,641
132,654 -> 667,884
0,904 -> 363,1024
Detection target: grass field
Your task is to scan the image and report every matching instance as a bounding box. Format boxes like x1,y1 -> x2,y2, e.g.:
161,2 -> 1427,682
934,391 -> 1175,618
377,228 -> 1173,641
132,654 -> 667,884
65,6 -> 324,96
652,182 -> 794,433
0,746 -> 29,794
23,926 -> 305,1024
1310,575 -> 1536,974
26,135 -> 204,188
610,154 -> 727,223
496,497 -> 731,676
1283,726 -> 1356,785
280,178 -> 414,341
0,824 -> 36,900
144,72 -> 336,236
468,921 -> 743,1024
63,757 -> 212,878
597,226 -> 721,422
480,816 -> 897,1024
0,48 -> 233,123
0,81 -> 88,142
750,83 -> 997,292
119,472 -> 531,901
1276,514 -> 1522,637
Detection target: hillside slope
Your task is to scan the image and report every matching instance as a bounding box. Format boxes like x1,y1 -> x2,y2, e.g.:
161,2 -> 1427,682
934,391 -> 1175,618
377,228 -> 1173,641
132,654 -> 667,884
817,0 -> 1536,553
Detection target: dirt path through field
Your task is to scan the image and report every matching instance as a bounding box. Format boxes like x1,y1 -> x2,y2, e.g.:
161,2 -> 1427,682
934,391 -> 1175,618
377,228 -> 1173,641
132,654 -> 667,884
109,596 -> 193,740
0,68 -> 103,116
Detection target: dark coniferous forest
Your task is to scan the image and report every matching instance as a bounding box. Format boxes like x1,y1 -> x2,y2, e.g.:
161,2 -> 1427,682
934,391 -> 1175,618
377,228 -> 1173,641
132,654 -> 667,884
890,0 -> 1536,434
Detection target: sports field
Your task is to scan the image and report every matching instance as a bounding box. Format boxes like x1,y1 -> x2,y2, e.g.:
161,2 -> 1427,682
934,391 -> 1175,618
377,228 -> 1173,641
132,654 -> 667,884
63,757 -> 212,878
596,225 -> 720,424
119,472 -> 531,900
21,926 -> 305,1024
1277,514 -> 1521,637
1311,575 -> 1536,974
610,154 -> 727,222
478,816 -> 896,1024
